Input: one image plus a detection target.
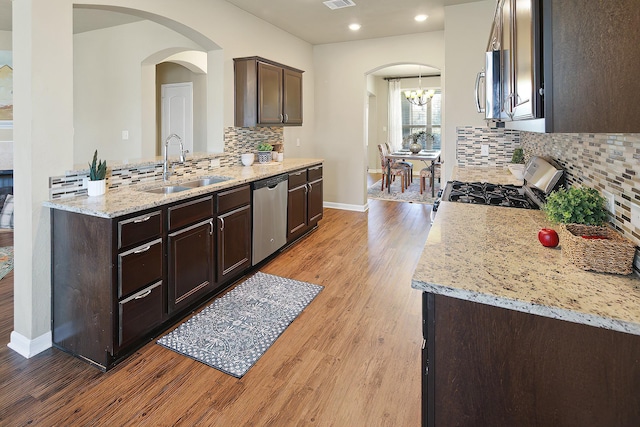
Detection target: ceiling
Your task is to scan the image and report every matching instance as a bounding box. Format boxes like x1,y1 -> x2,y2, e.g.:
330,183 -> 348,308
0,0 -> 485,76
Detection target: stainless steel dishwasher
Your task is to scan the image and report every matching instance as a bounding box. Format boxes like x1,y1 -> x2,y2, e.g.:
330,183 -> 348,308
252,174 -> 288,265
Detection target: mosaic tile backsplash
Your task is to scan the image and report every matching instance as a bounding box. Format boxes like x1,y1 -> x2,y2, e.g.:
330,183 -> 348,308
456,126 -> 521,166
50,126 -> 284,199
456,126 -> 640,247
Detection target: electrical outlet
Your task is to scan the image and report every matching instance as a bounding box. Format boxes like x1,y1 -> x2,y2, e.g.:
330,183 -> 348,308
631,202 -> 640,229
481,144 -> 489,156
602,190 -> 615,215
296,138 -> 301,147
209,158 -> 220,168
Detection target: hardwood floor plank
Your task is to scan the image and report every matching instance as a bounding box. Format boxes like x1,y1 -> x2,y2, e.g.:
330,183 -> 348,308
0,195 -> 432,426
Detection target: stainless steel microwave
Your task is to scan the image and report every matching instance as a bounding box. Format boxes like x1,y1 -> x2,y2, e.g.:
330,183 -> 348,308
475,0 -> 543,123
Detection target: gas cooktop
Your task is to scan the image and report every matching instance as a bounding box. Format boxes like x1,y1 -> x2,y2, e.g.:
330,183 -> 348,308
446,181 -> 538,209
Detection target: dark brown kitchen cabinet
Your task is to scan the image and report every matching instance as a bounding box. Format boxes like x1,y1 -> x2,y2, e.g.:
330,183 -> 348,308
542,0 -> 640,133
216,185 -> 251,283
422,292 -> 640,427
167,196 -> 215,314
287,164 -> 323,243
234,56 -> 304,127
51,208 -> 165,370
499,0 -> 640,132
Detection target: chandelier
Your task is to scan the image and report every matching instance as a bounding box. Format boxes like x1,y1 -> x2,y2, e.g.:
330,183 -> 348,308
404,68 -> 435,106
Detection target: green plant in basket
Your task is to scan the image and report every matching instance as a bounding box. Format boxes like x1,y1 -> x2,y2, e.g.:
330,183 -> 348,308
543,186 -> 608,226
257,143 -> 273,152
88,150 -> 107,181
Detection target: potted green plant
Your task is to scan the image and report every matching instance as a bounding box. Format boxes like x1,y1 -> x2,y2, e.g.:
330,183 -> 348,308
87,150 -> 107,197
543,186 -> 607,226
257,143 -> 273,164
508,148 -> 526,180
543,186 -> 635,274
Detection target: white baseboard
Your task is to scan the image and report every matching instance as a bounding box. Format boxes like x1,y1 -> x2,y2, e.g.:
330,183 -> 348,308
323,201 -> 368,212
8,330 -> 52,358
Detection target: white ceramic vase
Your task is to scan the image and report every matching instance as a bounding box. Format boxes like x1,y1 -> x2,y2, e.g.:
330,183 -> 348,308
87,179 -> 106,197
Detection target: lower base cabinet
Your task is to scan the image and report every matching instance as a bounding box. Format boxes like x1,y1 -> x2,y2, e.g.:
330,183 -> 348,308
422,292 -> 640,426
168,219 -> 215,314
51,169 -> 320,371
287,165 -> 323,242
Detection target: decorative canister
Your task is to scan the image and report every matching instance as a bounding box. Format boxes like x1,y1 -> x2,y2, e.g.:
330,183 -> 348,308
257,151 -> 272,163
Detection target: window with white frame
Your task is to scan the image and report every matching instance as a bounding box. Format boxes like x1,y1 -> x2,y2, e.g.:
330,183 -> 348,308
401,90 -> 441,149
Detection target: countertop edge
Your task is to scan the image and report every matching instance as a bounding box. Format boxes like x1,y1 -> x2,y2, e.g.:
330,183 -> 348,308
411,279 -> 640,336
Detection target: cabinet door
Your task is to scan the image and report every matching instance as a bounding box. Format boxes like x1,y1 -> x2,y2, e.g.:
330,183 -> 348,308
217,205 -> 251,283
283,68 -> 303,125
258,61 -> 283,125
167,218 -> 215,313
307,178 -> 323,224
287,184 -> 308,240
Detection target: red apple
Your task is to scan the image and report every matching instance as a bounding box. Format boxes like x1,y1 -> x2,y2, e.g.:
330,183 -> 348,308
538,228 -> 559,247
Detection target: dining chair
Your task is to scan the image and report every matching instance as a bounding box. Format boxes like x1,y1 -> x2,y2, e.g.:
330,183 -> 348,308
419,160 -> 443,195
378,144 -> 407,192
385,142 -> 413,183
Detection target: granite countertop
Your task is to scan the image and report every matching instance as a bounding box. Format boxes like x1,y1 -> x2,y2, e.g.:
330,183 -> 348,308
412,166 -> 640,336
44,158 -> 323,218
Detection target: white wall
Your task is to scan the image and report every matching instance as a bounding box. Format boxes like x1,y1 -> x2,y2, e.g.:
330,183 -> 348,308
313,32 -> 445,209
74,20 -> 204,165
443,0 -> 496,181
0,30 -> 12,170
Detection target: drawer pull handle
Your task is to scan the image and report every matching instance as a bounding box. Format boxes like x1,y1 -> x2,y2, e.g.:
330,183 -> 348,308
133,215 -> 152,223
218,217 -> 224,232
134,245 -> 151,254
134,289 -> 152,299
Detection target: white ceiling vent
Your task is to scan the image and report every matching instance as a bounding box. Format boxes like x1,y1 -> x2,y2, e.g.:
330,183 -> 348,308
323,0 -> 356,10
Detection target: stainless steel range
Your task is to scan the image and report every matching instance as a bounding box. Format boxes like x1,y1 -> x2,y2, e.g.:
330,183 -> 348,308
432,156 -> 564,220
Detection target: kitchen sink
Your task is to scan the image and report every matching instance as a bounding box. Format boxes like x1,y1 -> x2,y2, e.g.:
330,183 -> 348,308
143,185 -> 192,195
181,176 -> 232,188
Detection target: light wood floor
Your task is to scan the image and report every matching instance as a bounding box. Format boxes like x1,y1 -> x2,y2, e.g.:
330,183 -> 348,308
0,184 -> 433,426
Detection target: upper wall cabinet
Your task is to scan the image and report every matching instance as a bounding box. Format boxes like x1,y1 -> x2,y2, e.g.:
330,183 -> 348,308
490,0 -> 640,133
234,57 -> 304,127
542,0 -> 640,133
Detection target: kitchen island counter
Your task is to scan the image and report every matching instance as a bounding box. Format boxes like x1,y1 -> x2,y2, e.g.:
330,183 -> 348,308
412,201 -> 640,335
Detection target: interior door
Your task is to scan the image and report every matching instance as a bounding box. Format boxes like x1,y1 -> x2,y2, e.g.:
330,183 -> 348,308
161,82 -> 193,156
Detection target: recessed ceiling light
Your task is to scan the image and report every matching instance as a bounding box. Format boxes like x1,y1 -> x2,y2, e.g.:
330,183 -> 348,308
415,15 -> 428,22
349,23 -> 361,31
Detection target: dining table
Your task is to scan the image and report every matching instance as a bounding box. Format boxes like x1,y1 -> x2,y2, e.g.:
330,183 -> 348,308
385,149 -> 442,197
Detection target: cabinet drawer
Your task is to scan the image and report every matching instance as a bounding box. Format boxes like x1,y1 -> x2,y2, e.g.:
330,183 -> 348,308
118,238 -> 163,298
288,169 -> 307,189
168,196 -> 214,231
118,281 -> 163,348
118,211 -> 162,250
308,165 -> 323,182
217,185 -> 250,214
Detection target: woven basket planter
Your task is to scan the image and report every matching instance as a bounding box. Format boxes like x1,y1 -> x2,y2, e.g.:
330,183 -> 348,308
560,224 -> 636,275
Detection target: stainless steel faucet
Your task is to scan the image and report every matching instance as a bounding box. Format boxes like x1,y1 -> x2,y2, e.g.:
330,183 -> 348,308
163,134 -> 189,181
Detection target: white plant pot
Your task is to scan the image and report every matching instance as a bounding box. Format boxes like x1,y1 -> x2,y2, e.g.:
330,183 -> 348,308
241,153 -> 255,166
87,179 -> 106,197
